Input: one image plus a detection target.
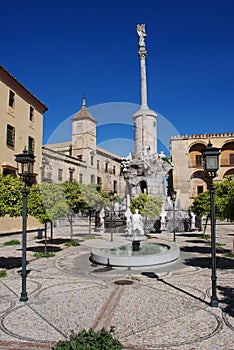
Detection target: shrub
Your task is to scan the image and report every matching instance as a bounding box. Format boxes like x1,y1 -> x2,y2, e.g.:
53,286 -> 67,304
34,252 -> 55,259
0,270 -> 7,278
224,251 -> 234,258
53,327 -> 123,350
64,241 -> 80,247
3,239 -> 20,246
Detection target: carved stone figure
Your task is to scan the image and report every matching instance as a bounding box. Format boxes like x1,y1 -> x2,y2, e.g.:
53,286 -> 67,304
131,209 -> 144,236
125,207 -> 132,235
137,24 -> 147,46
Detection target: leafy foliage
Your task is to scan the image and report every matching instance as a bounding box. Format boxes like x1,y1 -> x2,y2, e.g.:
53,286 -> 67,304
130,194 -> 162,218
191,190 -> 210,217
62,181 -> 87,214
53,327 -> 123,350
141,196 -> 162,218
130,193 -> 148,214
28,183 -> 69,223
192,176 -> 234,221
3,240 -> 20,246
64,241 -> 80,247
80,183 -> 110,211
0,174 -> 24,217
0,270 -> 7,278
34,252 -> 55,259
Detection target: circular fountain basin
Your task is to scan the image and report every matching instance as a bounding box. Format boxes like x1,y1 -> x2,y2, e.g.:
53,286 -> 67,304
90,242 -> 180,267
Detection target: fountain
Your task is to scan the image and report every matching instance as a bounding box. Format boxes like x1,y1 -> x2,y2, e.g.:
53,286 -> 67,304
90,24 -> 180,268
90,209 -> 180,268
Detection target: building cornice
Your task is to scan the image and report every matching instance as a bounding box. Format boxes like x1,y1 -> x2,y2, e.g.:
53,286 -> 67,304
171,132 -> 234,140
0,65 -> 48,113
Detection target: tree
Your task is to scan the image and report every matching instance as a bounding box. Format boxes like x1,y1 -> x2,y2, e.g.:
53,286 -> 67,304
192,176 -> 234,222
191,190 -> 210,218
216,176 -> 234,221
141,196 -> 162,218
29,183 -> 69,223
130,193 -> 148,214
62,181 -> 87,240
80,183 -> 110,234
80,183 -> 110,211
28,182 -> 70,247
0,174 -> 24,217
130,194 -> 162,217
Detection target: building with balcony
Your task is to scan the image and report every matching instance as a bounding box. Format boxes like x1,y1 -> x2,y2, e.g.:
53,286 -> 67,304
170,133 -> 234,210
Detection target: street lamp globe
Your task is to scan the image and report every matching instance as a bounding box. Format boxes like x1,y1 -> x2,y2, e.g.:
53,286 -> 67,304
171,190 -> 177,202
15,147 -> 35,184
201,141 -> 220,178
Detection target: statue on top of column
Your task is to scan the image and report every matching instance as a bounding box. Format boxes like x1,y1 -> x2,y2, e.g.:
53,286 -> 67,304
137,24 -> 147,47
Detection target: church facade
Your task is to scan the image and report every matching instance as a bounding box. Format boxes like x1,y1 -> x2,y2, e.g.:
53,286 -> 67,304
42,97 -> 126,197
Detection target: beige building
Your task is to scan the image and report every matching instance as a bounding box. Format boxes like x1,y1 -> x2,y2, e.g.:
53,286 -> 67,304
170,133 -> 234,210
0,65 -> 48,180
42,97 -> 126,197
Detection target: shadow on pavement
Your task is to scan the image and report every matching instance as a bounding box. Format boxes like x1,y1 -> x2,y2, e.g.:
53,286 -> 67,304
184,256 -> 234,269
185,239 -> 211,244
218,285 -> 234,317
177,233 -> 203,238
26,246 -> 62,253
180,245 -> 230,255
0,257 -> 22,269
141,272 -> 209,306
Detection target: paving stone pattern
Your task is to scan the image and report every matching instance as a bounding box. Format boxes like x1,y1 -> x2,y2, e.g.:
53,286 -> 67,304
0,224 -> 233,349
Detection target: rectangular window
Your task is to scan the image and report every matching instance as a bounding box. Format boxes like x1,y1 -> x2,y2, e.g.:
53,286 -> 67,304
114,180 -> 117,193
97,160 -> 100,170
97,177 -> 102,191
79,173 -> 83,184
90,155 -> 94,166
58,169 -> 63,181
6,124 -> 15,148
113,165 -> 116,175
105,162 -> 108,172
9,90 -> 15,108
69,170 -> 73,183
197,186 -> 203,195
91,174 -> 95,183
230,154 -> 234,165
195,155 -> 202,166
28,136 -> 35,154
29,106 -> 34,121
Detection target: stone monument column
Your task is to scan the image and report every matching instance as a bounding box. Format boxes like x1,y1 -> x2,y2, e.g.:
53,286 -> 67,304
133,24 -> 157,158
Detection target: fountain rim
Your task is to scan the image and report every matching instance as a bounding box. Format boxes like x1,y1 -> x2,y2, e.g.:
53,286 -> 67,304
90,241 -> 180,268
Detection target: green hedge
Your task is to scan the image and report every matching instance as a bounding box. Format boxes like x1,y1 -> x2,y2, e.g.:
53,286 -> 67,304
53,328 -> 123,350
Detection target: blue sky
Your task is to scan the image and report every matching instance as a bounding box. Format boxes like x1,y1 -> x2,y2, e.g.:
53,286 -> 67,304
1,0 -> 234,156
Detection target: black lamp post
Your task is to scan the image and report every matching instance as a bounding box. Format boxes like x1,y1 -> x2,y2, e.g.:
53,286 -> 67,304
171,190 -> 177,242
109,191 -> 114,242
15,147 -> 35,302
201,141 -> 220,307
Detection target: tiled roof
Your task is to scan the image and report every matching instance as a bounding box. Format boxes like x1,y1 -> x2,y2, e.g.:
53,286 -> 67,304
72,96 -> 96,122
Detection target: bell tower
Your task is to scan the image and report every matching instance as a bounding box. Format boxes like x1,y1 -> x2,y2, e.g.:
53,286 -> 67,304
72,96 -> 96,161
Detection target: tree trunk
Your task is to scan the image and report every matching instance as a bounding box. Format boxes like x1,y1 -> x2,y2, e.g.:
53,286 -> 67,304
68,215 -> 73,241
44,222 -> 47,254
89,210 -> 92,235
203,215 -> 209,235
